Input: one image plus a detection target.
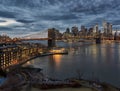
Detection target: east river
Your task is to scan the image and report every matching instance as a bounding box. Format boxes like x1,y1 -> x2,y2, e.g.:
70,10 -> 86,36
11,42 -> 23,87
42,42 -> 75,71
23,40 -> 120,87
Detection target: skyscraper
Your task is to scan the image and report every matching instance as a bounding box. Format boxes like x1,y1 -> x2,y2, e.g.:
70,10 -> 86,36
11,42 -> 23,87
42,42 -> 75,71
81,25 -> 86,32
71,26 -> 78,36
103,20 -> 107,34
65,28 -> 70,33
108,24 -> 112,34
103,21 -> 112,35
93,24 -> 98,33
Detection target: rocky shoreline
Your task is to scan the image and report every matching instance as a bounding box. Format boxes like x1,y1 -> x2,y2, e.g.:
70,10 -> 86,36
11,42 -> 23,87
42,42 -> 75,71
0,67 -> 119,91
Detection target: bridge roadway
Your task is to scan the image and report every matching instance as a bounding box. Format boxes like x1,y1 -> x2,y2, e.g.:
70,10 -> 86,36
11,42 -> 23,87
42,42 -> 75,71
20,38 -> 50,41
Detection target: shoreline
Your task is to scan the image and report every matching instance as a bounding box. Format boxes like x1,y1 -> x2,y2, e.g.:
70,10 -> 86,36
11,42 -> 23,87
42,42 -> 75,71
5,50 -> 68,71
0,67 -> 119,91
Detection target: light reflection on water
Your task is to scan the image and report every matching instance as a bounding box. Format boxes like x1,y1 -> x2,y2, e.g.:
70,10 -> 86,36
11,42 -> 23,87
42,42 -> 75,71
23,42 -> 120,87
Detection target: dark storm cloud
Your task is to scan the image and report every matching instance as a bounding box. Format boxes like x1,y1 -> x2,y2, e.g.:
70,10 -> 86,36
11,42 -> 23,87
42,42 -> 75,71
37,13 -> 79,21
0,26 -> 12,31
0,0 -> 120,37
0,11 -> 16,18
16,19 -> 35,23
110,20 -> 120,25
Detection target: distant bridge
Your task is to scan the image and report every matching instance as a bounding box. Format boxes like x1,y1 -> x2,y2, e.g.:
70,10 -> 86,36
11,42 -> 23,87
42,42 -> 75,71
21,30 -> 49,40
20,38 -> 49,41
19,29 -> 56,47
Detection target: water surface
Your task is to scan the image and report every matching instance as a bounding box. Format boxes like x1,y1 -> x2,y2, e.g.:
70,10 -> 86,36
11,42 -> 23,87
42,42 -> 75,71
23,42 -> 120,87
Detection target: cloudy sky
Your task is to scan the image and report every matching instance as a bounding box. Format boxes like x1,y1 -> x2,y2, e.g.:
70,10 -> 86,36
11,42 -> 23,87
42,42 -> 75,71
0,0 -> 120,37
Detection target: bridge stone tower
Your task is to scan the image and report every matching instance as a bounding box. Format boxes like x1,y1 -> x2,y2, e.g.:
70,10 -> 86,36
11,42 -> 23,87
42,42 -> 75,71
48,28 -> 56,47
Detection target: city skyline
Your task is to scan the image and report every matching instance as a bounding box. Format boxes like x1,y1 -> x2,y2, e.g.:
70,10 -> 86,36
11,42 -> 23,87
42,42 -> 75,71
0,0 -> 120,37
0,1 -> 120,89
